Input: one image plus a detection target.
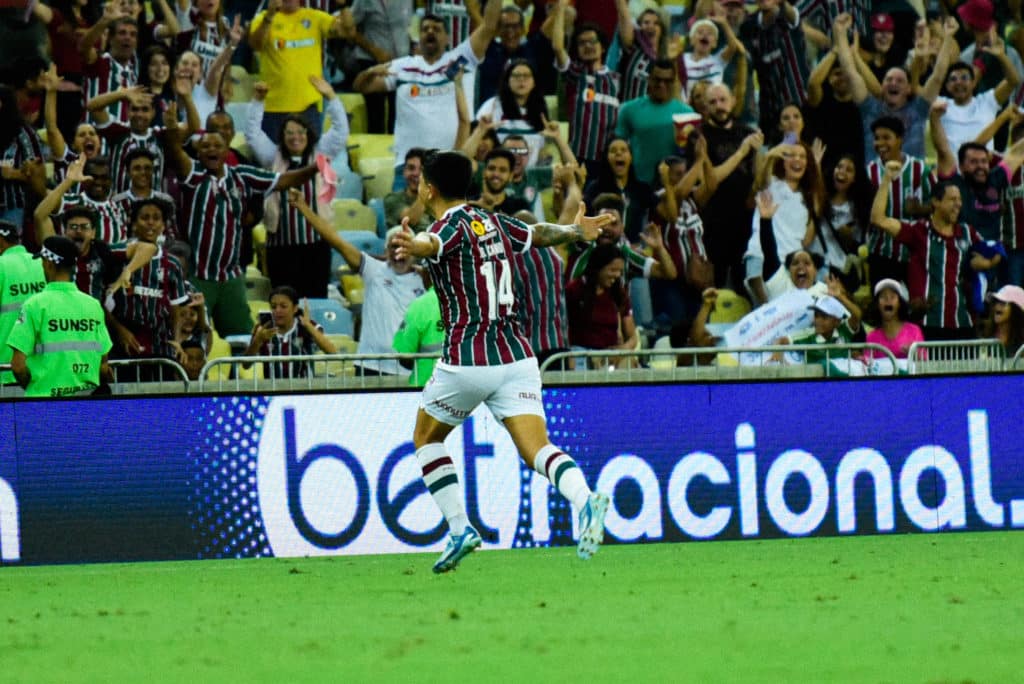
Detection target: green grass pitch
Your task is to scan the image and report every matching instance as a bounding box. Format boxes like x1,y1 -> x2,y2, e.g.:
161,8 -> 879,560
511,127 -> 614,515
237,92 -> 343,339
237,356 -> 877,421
1,531 -> 1021,682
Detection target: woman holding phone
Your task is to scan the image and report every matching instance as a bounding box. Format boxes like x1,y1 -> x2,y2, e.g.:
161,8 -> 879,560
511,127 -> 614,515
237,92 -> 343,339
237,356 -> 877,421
243,285 -> 336,379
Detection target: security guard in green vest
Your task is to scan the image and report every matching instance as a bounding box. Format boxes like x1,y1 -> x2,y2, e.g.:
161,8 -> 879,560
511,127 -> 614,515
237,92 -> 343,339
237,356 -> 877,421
0,220 -> 45,383
7,236 -> 113,398
392,286 -> 444,387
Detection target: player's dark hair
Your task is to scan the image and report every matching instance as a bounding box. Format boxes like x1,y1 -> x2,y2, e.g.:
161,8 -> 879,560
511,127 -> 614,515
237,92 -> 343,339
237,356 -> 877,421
421,150 -> 473,200
405,147 -> 427,163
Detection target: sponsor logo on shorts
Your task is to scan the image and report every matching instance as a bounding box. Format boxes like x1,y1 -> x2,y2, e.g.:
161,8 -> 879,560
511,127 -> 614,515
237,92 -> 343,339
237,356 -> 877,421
431,398 -> 470,419
518,391 -> 539,401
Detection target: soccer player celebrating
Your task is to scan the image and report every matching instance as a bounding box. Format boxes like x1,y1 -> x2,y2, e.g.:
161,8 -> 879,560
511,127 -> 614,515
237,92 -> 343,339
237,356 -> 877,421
392,150 -> 613,573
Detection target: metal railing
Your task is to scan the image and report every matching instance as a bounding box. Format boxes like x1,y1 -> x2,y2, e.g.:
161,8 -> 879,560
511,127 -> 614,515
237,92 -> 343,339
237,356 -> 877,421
906,339 -> 1006,375
109,358 -> 190,390
539,343 -> 900,382
2,340 -> 1023,400
197,352 -> 439,392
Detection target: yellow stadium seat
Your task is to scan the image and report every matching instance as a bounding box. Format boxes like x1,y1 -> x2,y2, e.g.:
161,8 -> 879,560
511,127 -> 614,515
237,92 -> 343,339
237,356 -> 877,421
357,156 -> 396,201
347,133 -> 394,168
246,274 -> 271,302
341,273 -> 364,303
339,92 -> 368,135
709,288 -> 752,323
331,198 -> 378,232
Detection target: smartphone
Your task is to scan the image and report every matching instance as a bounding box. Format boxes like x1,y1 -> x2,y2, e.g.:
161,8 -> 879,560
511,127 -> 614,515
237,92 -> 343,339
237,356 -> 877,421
444,56 -> 468,81
258,310 -> 272,327
782,131 -> 798,145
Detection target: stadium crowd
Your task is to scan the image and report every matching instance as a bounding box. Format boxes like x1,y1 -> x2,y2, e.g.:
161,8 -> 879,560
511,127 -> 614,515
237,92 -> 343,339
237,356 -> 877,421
2,0 -> 1024,391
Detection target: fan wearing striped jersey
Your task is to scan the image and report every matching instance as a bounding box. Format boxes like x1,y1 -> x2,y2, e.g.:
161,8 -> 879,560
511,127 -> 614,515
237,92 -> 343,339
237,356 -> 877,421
392,150 -> 614,573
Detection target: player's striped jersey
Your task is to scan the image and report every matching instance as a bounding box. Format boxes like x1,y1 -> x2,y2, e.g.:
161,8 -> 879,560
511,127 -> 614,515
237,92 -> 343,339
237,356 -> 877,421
561,61 -> 620,162
1003,165 -> 1024,249
180,161 -> 278,281
512,246 -> 567,355
110,244 -> 190,358
83,53 -> 138,124
895,219 -> 982,329
568,240 -> 651,281
866,155 -> 932,262
97,122 -> 166,194
57,192 -> 130,245
426,204 -> 534,366
0,125 -> 43,211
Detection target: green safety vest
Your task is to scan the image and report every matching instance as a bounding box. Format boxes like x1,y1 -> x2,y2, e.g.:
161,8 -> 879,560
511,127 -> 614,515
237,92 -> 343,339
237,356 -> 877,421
0,245 -> 45,383
392,288 -> 444,387
6,281 -> 113,398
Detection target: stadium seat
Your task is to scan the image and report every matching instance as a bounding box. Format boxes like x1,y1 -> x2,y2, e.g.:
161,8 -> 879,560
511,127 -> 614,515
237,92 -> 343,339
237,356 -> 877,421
709,289 -> 752,323
347,133 -> 394,168
333,163 -> 364,200
251,223 -> 267,272
248,299 -> 269,323
339,92 -> 368,135
367,197 -> 388,236
331,198 -> 378,232
326,333 -> 358,354
358,156 -> 396,201
306,298 -> 354,336
341,273 -> 364,304
342,230 -> 385,255
228,65 -> 254,103
246,273 -> 271,302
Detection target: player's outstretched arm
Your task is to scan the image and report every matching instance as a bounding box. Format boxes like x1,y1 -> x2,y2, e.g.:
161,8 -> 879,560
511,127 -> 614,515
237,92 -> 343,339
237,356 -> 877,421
392,218 -> 441,260
531,202 -> 613,247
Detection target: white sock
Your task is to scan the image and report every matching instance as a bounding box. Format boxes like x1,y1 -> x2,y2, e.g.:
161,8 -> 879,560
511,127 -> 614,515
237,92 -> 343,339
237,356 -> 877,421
533,443 -> 591,511
416,443 -> 469,534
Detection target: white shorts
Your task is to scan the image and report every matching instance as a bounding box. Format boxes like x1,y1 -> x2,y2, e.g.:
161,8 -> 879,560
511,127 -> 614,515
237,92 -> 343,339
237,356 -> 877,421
421,358 -> 545,426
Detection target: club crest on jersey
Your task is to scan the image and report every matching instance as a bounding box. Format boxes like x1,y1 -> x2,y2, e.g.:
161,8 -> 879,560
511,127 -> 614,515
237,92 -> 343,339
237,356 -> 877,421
470,219 -> 488,236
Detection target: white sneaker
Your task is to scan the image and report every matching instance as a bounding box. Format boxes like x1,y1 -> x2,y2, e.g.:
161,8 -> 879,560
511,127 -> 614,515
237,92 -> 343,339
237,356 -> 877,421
577,492 -> 609,560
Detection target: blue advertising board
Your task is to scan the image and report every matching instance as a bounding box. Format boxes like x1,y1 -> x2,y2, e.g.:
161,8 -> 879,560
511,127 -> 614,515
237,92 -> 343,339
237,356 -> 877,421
0,377 -> 1022,565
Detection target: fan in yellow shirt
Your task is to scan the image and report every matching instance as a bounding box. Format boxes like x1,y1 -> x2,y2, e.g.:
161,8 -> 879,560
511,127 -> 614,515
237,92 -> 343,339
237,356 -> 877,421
249,0 -> 344,117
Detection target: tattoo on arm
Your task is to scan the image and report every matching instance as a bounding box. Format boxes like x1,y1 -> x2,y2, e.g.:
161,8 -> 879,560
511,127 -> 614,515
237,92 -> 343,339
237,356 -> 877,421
531,222 -> 583,247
